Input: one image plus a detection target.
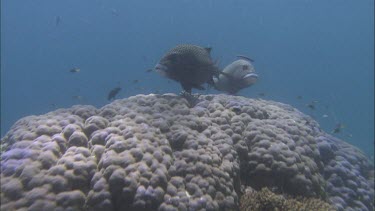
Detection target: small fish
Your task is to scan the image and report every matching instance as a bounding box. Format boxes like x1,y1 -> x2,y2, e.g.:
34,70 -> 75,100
133,79 -> 139,83
322,114 -> 329,118
297,95 -> 303,100
55,16 -> 61,26
72,95 -> 83,100
258,92 -> 266,97
110,8 -> 119,16
108,87 -> 121,101
69,68 -> 80,73
306,101 -> 318,110
306,103 -> 315,110
79,18 -> 91,25
146,69 -> 153,73
332,123 -> 345,134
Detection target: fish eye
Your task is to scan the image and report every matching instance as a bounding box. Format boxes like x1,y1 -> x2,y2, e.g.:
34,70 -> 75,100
242,65 -> 249,71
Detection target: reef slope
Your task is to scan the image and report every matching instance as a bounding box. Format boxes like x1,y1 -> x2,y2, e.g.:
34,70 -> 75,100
1,94 -> 373,210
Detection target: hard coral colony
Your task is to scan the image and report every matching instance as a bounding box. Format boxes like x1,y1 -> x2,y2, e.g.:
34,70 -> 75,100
0,94 -> 373,210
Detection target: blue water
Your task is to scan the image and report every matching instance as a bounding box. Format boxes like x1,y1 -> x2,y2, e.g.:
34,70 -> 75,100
1,0 -> 373,157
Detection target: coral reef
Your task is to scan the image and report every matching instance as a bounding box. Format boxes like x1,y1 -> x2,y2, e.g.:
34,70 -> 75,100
1,94 -> 373,210
239,187 -> 336,211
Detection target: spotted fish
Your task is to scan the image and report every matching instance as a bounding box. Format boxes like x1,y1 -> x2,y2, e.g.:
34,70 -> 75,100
155,44 -> 220,94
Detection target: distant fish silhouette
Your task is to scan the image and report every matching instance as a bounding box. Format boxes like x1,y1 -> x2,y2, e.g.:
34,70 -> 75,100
55,16 -> 61,26
332,123 -> 345,134
306,103 -> 315,110
306,100 -> 318,110
110,8 -> 119,16
72,95 -> 83,100
108,87 -> 121,101
69,67 -> 80,73
258,92 -> 266,97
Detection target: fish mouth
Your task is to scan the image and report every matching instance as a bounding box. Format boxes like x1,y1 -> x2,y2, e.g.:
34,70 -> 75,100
155,63 -> 167,70
154,63 -> 169,77
242,73 -> 258,84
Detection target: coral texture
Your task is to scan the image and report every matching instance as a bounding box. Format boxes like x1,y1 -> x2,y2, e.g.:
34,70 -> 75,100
239,187 -> 336,211
1,94 -> 373,211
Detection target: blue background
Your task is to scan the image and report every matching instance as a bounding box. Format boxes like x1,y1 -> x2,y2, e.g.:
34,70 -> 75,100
1,0 -> 374,157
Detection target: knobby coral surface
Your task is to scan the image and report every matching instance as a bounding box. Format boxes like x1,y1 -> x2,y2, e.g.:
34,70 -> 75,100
1,94 -> 373,211
239,187 -> 336,211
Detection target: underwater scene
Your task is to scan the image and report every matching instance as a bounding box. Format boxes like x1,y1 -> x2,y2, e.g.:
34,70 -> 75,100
1,0 -> 374,210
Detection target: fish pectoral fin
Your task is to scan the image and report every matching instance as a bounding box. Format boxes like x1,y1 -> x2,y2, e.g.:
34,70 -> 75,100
218,71 -> 235,80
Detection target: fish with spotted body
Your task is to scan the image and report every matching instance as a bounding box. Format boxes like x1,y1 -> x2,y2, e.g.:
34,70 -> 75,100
155,44 -> 221,94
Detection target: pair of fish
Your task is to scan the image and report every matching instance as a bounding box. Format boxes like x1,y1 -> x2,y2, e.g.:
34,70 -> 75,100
154,44 -> 258,95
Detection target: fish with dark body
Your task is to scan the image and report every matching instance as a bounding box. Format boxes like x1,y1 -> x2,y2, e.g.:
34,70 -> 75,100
155,44 -> 220,94
306,100 -> 318,110
55,16 -> 61,26
212,56 -> 258,94
332,123 -> 345,134
107,87 -> 121,101
69,67 -> 80,73
307,103 -> 316,110
258,92 -> 266,97
72,95 -> 83,100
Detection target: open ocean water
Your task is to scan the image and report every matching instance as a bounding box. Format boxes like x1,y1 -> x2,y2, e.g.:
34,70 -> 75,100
1,0 -> 373,160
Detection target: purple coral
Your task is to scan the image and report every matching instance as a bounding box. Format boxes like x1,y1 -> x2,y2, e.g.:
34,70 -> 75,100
1,94 -> 373,210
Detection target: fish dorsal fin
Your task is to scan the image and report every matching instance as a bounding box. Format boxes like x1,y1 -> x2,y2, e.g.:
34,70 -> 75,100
236,55 -> 254,62
205,47 -> 212,53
